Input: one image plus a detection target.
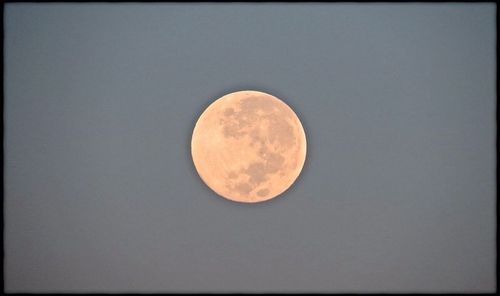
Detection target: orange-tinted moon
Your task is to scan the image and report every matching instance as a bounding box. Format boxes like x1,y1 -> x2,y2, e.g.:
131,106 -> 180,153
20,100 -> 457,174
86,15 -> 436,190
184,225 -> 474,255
191,90 -> 307,203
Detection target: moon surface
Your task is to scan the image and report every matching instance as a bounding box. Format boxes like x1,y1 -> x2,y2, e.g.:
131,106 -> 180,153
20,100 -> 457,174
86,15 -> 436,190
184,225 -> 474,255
191,90 -> 307,203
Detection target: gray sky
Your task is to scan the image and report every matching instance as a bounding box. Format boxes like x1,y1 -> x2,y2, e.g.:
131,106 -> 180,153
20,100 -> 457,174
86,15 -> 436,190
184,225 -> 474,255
4,3 -> 496,293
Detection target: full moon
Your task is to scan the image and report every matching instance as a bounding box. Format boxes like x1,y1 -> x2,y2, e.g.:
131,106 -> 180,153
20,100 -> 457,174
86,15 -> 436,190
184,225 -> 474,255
191,90 -> 307,203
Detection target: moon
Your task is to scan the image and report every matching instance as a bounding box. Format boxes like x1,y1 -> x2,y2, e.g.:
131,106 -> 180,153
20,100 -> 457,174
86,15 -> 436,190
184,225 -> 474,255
191,90 -> 307,203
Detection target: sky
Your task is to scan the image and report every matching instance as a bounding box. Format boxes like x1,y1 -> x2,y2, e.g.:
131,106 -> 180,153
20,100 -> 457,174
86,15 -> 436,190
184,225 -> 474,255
4,3 -> 496,293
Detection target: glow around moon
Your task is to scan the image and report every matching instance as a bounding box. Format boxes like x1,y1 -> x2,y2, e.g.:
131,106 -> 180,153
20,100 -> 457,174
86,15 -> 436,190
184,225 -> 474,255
191,90 -> 307,203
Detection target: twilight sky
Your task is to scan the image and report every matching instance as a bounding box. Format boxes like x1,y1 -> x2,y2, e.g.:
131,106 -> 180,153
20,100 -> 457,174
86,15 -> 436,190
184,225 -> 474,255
4,3 -> 496,293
